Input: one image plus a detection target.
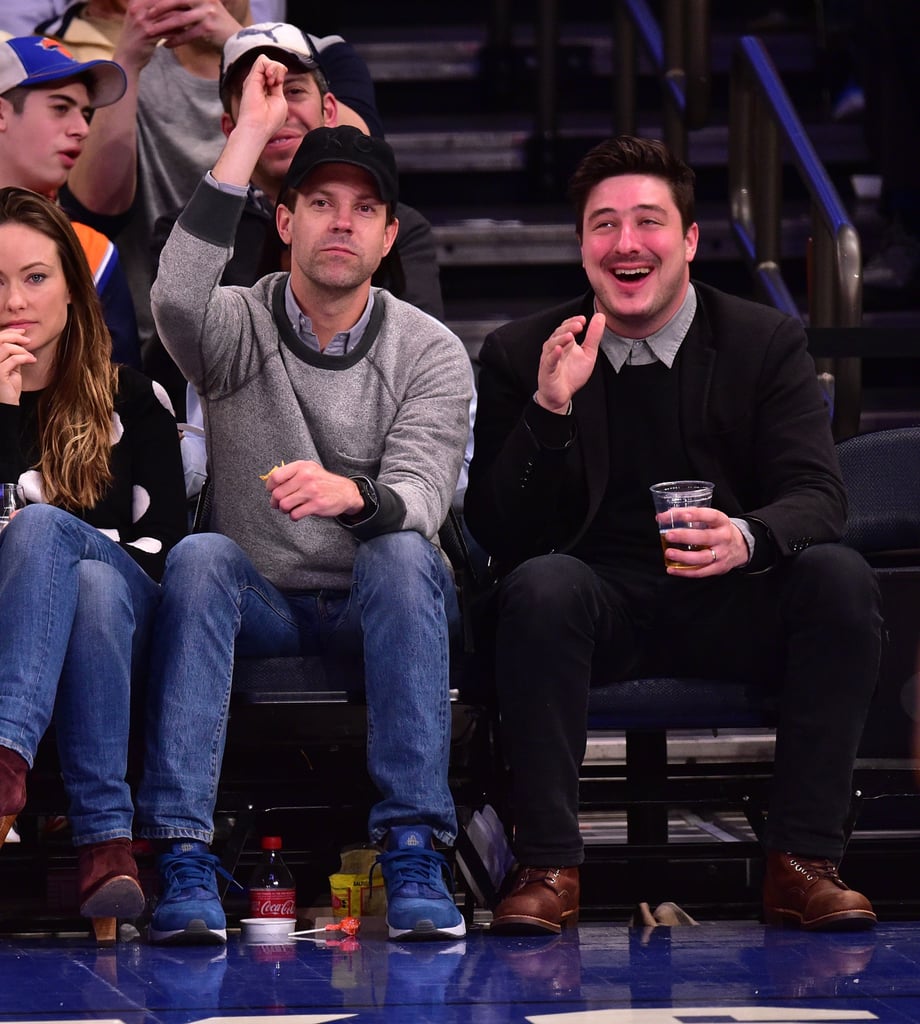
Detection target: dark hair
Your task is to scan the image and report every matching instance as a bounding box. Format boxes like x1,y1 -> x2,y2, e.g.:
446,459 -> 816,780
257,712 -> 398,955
0,186 -> 116,508
568,135 -> 696,237
1,75 -> 94,115
0,85 -> 30,113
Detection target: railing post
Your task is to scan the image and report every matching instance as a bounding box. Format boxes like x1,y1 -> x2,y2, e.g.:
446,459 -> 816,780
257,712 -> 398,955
684,0 -> 711,130
729,36 -> 864,435
535,0 -> 558,144
480,0 -> 515,105
615,1 -> 638,136
728,47 -> 754,241
662,0 -> 687,159
812,219 -> 863,439
527,0 -> 560,198
753,113 -> 782,276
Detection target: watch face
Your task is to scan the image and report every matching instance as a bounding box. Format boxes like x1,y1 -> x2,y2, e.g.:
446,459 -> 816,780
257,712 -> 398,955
356,478 -> 377,512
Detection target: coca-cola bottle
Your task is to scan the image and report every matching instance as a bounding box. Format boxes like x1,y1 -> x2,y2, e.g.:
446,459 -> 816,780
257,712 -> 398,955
249,836 -> 297,918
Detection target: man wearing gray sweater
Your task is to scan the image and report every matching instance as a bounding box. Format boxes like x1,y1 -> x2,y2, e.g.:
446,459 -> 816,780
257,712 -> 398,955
137,57 -> 472,945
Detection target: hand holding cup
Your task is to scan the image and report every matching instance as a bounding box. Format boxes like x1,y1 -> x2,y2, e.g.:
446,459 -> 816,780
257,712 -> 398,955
650,481 -> 751,574
0,482 -> 24,532
650,480 -> 715,571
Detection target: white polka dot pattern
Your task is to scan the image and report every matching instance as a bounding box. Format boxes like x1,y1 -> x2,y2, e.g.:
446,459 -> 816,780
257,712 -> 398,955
111,411 -> 124,444
132,485 -> 151,524
128,537 -> 164,554
151,380 -> 176,416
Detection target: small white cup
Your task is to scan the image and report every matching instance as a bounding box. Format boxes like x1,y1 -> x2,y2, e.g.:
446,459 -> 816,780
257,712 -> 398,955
240,916 -> 297,944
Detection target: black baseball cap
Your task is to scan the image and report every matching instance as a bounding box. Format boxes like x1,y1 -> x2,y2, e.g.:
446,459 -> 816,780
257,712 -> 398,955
282,125 -> 398,206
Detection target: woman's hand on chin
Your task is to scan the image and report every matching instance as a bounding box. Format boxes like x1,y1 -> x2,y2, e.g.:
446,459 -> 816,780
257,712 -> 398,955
0,330 -> 36,406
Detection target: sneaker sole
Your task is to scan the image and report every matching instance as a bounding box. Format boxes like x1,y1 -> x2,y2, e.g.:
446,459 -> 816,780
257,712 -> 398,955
387,917 -> 467,941
149,918 -> 227,946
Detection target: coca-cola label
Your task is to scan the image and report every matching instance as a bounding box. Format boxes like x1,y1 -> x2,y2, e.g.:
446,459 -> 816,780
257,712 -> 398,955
250,888 -> 296,917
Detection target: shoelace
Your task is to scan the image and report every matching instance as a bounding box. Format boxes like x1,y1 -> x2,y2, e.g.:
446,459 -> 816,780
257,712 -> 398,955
788,857 -> 843,885
160,850 -> 239,895
372,847 -> 454,892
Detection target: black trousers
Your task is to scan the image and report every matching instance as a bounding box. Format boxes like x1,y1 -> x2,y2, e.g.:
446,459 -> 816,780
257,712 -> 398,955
492,544 -> 882,865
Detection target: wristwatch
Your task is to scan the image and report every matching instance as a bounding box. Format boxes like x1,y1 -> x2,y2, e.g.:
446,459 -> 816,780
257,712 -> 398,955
351,476 -> 379,518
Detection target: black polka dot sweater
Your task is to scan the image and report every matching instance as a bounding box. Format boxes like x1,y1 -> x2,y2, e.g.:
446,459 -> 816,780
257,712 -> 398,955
0,367 -> 187,582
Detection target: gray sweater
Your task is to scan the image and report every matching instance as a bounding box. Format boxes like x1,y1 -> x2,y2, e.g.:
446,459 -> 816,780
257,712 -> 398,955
151,180 -> 472,591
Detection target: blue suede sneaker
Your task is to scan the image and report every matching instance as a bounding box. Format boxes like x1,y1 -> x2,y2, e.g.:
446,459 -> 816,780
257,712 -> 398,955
375,826 -> 467,940
149,840 -> 227,945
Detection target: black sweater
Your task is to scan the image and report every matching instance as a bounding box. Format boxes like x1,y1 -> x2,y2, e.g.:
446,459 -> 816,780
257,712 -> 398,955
0,367 -> 187,581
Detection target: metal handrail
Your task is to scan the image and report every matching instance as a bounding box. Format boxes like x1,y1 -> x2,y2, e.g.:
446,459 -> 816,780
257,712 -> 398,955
615,0 -> 711,159
729,35 -> 862,436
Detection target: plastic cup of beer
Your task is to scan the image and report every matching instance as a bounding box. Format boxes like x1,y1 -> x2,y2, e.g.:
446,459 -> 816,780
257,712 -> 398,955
649,480 -> 714,569
0,482 -> 22,533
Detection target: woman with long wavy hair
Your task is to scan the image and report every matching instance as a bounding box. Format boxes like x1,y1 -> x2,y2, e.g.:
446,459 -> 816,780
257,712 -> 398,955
0,187 -> 186,942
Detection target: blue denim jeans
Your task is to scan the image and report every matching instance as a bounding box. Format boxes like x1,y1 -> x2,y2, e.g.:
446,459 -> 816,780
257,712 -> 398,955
134,530 -> 461,846
0,504 -> 159,844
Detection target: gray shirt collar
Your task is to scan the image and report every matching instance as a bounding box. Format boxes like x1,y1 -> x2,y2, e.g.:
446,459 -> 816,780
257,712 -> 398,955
599,283 -> 698,372
283,280 -> 375,356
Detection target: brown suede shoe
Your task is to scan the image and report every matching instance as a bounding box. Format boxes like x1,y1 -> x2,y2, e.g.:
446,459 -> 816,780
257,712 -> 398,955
490,866 -> 580,934
78,838 -> 146,943
0,746 -> 28,848
763,850 -> 877,931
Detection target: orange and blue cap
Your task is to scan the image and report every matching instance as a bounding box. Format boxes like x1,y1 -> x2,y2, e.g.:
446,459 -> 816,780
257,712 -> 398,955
0,36 -> 126,108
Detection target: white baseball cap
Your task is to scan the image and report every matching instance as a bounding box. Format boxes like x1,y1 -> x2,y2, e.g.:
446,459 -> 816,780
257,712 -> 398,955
220,22 -> 320,105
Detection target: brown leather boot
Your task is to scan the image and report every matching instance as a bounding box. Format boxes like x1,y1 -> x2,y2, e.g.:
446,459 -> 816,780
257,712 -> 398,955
490,866 -> 580,934
0,746 -> 28,848
763,850 -> 876,931
77,838 -> 146,944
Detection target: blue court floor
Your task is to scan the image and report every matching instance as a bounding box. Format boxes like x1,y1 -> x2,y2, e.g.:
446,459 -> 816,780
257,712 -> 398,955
1,919 -> 920,1024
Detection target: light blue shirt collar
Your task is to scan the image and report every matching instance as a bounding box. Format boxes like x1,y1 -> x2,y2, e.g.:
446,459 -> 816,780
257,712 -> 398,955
283,281 -> 375,356
599,283 -> 698,372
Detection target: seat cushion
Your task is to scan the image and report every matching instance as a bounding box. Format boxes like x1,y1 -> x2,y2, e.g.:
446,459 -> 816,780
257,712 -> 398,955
587,676 -> 777,730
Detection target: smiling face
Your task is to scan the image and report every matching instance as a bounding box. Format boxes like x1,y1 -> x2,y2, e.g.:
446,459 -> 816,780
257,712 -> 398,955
579,173 -> 699,338
0,81 -> 92,197
224,68 -> 337,201
0,220 -> 71,384
276,162 -> 398,302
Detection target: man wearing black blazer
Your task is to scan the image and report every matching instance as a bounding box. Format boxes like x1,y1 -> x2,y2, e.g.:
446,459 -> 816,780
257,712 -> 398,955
465,136 -> 881,934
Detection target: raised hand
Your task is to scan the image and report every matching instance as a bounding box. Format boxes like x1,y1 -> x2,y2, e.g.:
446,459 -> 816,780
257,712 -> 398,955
212,57 -> 290,187
133,0 -> 245,53
535,311 -> 606,414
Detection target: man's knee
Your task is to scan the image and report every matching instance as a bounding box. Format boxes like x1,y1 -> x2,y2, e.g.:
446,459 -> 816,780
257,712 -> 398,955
499,553 -> 597,620
357,528 -> 429,560
785,543 -> 880,623
3,502 -> 70,544
354,530 -> 439,582
76,559 -> 129,612
162,533 -> 246,588
354,532 -> 457,635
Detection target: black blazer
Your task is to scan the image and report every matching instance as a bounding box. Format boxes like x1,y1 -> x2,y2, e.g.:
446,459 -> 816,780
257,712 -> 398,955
465,281 -> 846,574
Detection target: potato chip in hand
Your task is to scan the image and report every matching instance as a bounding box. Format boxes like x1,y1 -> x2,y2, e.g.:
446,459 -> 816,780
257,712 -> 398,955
259,460 -> 286,481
